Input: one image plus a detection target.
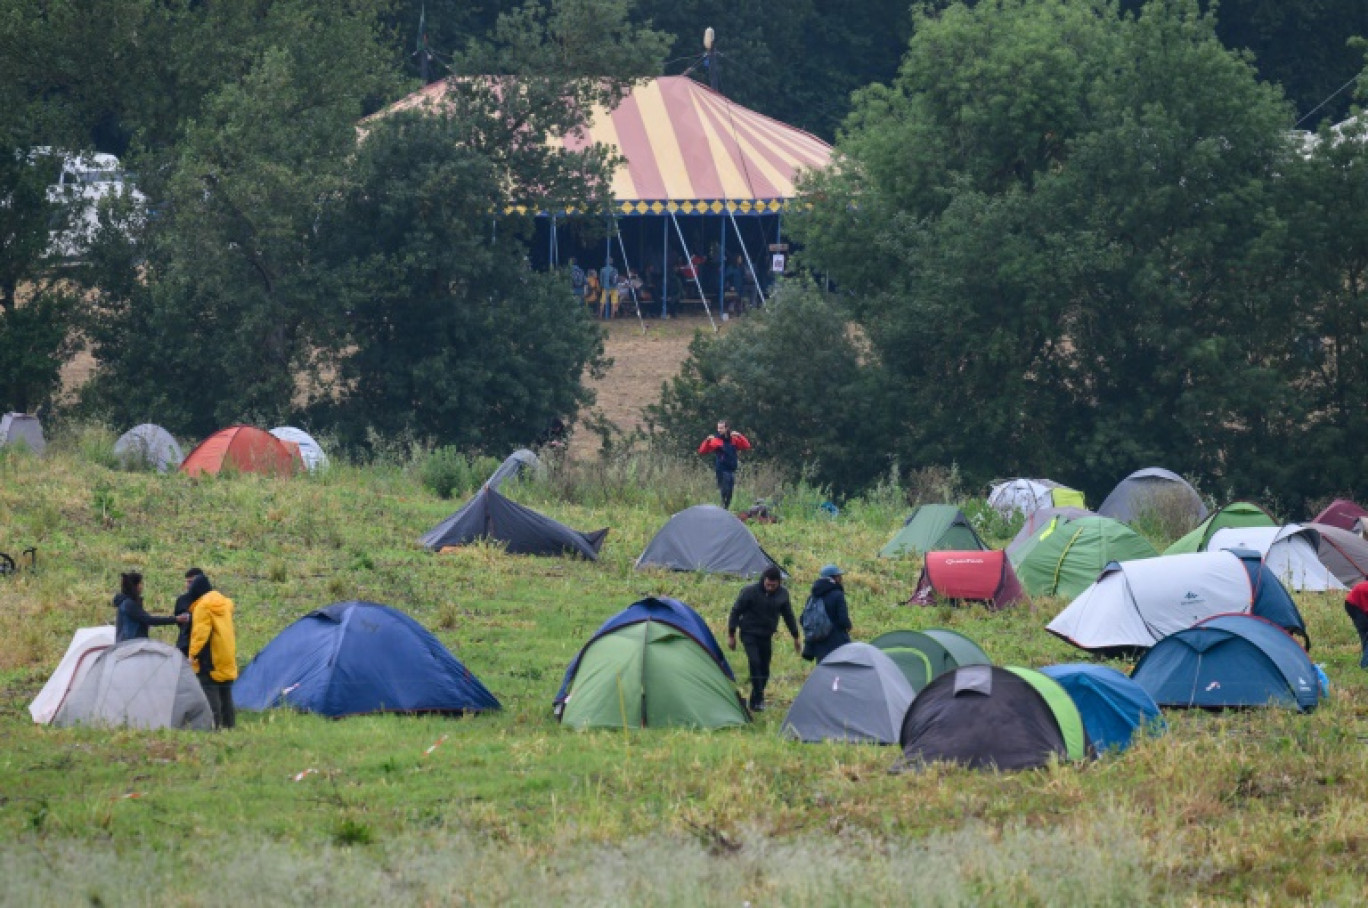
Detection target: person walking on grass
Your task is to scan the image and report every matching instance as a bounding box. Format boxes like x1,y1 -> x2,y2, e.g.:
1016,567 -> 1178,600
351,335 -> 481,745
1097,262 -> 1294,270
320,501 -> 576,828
728,565 -> 800,712
112,571 -> 187,643
801,564 -> 852,664
697,420 -> 751,510
1346,580 -> 1368,668
185,569 -> 238,729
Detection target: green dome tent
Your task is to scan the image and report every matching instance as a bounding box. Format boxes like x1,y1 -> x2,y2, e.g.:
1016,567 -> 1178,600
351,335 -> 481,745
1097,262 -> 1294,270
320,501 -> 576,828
1163,501 -> 1276,555
559,620 -> 749,730
1010,515 -> 1157,600
870,628 -> 991,691
879,505 -> 986,559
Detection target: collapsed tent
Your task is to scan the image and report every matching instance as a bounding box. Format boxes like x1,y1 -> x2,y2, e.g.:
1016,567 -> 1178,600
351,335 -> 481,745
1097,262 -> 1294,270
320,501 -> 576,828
0,412 -> 45,455
879,505 -> 987,559
635,504 -> 780,577
1046,550 -> 1307,655
420,485 -> 608,559
1097,467 -> 1207,525
988,479 -> 1086,518
869,629 -> 990,692
114,423 -> 184,472
486,449 -> 540,490
1163,501 -> 1277,555
781,643 -> 915,744
909,550 -> 1027,610
555,597 -> 746,729
1010,515 -> 1157,600
898,665 -> 1088,770
1308,522 -> 1368,586
29,626 -> 115,724
1005,506 -> 1096,559
1207,525 -> 1345,592
1131,615 -> 1318,712
52,639 -> 212,730
269,426 -> 328,471
181,425 -> 298,477
1313,498 -> 1368,532
235,601 -> 500,717
1039,664 -> 1164,754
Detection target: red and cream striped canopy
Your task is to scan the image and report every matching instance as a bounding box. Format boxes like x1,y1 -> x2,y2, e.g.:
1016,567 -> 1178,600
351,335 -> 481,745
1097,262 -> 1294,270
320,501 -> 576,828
383,76 -> 832,214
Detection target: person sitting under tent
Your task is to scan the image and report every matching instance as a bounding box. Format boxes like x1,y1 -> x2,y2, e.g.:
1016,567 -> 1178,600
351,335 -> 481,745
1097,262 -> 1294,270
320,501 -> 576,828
583,270 -> 601,315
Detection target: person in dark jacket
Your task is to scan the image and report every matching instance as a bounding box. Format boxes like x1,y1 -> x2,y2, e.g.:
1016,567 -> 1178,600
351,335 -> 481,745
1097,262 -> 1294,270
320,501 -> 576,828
173,567 -> 206,656
1346,581 -> 1368,668
802,564 -> 853,664
728,566 -> 800,711
697,420 -> 751,510
112,571 -> 185,643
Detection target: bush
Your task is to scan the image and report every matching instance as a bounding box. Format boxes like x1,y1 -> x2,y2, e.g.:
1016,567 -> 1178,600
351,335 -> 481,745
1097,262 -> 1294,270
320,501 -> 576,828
419,447 -> 495,500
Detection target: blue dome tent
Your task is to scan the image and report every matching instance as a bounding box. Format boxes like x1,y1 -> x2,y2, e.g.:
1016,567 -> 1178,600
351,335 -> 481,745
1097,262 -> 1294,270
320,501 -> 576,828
1039,664 -> 1164,754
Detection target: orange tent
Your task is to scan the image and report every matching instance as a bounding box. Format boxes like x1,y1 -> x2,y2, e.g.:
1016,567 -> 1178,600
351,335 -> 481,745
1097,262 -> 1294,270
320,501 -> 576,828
180,426 -> 297,478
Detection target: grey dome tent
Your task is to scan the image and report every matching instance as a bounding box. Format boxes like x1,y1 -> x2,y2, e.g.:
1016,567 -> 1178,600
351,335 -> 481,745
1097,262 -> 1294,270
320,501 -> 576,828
486,449 -> 541,490
420,485 -> 608,559
0,412 -> 45,455
635,504 -> 780,578
52,639 -> 212,731
781,643 -> 916,744
869,629 -> 991,691
1308,522 -> 1368,586
114,423 -> 184,472
269,426 -> 328,471
29,626 -> 115,724
1097,467 -> 1207,525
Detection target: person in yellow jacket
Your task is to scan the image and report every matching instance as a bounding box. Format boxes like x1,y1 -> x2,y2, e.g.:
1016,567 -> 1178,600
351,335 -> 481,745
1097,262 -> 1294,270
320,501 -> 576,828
185,570 -> 238,729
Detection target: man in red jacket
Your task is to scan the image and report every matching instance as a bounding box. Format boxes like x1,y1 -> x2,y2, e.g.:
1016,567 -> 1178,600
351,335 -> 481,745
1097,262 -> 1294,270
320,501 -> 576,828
1346,581 -> 1368,668
697,420 -> 751,510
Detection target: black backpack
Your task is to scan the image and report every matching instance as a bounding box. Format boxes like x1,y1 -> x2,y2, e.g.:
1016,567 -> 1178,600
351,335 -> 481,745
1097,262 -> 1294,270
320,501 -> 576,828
715,435 -> 739,472
800,594 -> 834,642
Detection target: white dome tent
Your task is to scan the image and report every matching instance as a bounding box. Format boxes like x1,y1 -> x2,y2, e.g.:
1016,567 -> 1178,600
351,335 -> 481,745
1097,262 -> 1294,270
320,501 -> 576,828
269,426 -> 328,471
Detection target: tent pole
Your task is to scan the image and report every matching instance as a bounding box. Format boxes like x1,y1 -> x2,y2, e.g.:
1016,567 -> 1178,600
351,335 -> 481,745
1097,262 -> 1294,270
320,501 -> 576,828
662,216 -> 669,319
719,210 -> 728,317
612,215 -> 647,334
670,211 -> 717,331
728,208 -> 766,307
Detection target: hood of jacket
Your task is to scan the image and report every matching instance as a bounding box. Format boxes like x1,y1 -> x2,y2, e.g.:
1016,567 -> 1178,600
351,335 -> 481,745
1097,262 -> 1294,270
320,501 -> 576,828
186,574 -> 213,602
810,577 -> 842,599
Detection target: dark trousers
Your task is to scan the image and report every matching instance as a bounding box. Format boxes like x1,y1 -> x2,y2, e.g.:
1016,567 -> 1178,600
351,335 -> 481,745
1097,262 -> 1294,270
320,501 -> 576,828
741,634 -> 772,708
1347,605 -> 1368,668
200,678 -> 236,729
717,470 -> 736,510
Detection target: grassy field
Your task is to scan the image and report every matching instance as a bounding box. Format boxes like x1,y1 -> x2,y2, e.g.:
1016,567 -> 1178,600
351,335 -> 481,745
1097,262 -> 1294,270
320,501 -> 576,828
3,428 -> 1368,905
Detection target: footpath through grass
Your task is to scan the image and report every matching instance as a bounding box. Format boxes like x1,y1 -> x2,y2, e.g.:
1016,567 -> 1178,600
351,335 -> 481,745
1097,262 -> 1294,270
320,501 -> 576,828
2,433 -> 1368,905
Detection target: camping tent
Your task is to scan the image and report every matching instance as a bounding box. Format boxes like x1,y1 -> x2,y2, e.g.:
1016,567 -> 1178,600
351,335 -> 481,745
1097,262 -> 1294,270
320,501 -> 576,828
420,485 -> 608,559
1313,498 -> 1368,532
113,423 -> 184,472
1009,515 -> 1157,600
635,504 -> 780,577
781,643 -> 915,744
28,626 -> 115,724
486,449 -> 540,490
269,426 -> 328,471
235,601 -> 500,717
1131,615 -> 1318,712
1005,506 -> 1096,559
909,550 -> 1027,609
898,665 -> 1088,770
52,639 -> 212,730
1097,467 -> 1207,525
1163,501 -> 1277,555
988,479 -> 1086,518
181,425 -> 297,477
879,505 -> 986,559
0,412 -> 45,455
869,629 -> 991,691
1046,550 -> 1307,654
1207,525 -> 1345,592
1308,522 -> 1368,586
556,597 -> 746,729
1039,664 -> 1164,754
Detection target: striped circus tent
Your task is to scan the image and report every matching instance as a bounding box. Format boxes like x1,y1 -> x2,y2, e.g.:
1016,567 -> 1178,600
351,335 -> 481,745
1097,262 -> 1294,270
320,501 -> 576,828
380,76 -> 831,214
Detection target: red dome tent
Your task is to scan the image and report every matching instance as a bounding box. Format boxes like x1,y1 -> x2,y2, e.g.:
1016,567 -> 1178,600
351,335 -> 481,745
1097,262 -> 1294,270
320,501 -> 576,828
1313,499 -> 1368,532
910,550 -> 1028,610
180,426 -> 298,477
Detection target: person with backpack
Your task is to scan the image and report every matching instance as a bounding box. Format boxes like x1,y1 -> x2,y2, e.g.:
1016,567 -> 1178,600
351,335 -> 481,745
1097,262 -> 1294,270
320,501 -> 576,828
727,565 -> 800,712
697,420 -> 751,510
801,564 -> 852,663
112,571 -> 187,643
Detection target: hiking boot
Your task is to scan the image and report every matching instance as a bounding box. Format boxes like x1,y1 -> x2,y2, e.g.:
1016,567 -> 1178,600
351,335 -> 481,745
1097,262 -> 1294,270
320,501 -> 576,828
750,702 -> 766,713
